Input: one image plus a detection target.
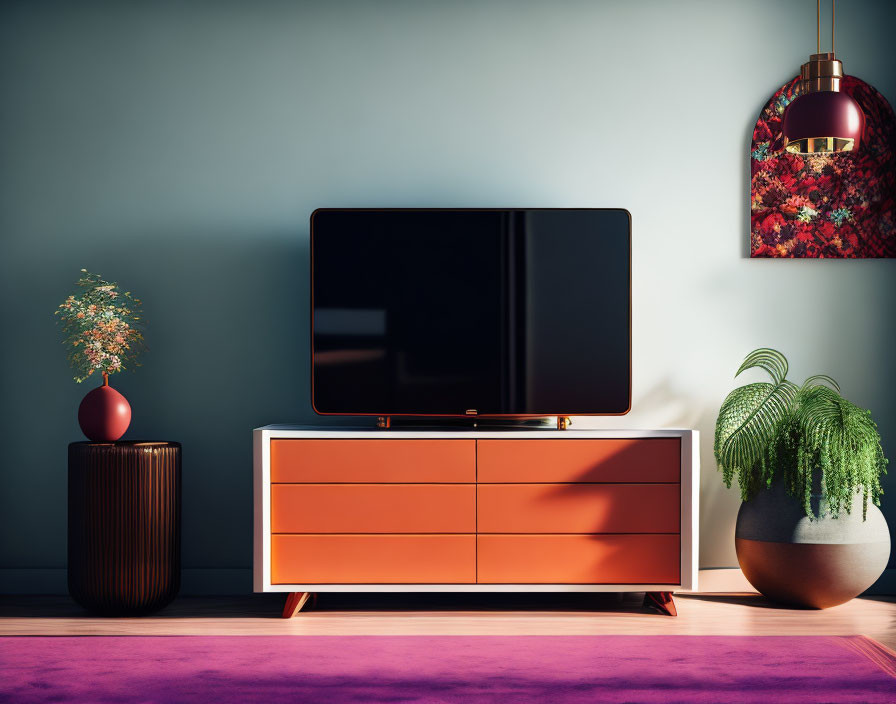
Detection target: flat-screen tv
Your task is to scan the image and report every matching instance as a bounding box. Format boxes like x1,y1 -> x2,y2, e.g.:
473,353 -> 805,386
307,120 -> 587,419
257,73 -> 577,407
311,208 -> 631,418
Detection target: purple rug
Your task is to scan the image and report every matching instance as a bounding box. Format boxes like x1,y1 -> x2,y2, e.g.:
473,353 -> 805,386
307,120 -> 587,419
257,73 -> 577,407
2,635 -> 895,703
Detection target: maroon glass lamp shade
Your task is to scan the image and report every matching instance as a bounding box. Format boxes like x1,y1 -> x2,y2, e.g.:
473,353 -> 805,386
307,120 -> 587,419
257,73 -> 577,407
782,2 -> 864,155
783,54 -> 865,154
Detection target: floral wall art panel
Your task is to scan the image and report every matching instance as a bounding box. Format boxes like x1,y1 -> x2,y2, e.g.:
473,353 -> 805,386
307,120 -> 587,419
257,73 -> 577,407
751,76 -> 896,258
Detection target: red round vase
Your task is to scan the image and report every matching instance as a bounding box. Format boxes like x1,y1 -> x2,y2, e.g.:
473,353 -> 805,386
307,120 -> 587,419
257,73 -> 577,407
78,377 -> 131,442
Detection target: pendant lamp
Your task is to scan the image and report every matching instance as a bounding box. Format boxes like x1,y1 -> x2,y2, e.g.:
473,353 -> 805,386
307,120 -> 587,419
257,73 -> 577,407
782,0 -> 864,154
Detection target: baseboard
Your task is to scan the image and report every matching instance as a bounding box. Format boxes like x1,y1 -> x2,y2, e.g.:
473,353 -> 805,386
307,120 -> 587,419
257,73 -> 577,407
2,567 -> 893,596
0,569 -> 68,595
180,569 -> 252,595
693,567 -> 896,596
692,568 -> 757,593
866,568 -> 896,595
0,569 -> 252,596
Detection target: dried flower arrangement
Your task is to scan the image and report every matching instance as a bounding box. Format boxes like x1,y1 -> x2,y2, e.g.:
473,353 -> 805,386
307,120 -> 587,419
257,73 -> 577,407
55,270 -> 144,383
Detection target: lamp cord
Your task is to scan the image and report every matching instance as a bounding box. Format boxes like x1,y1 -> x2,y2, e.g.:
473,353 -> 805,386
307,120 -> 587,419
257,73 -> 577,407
832,0 -> 835,54
817,0 -> 836,55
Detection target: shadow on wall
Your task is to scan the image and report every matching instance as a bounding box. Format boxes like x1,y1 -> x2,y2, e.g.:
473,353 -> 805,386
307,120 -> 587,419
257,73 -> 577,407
0,227 -> 353,576
631,379 -> 705,429
572,380 -> 739,569
619,381 -> 723,554
577,411 -> 742,578
112,231 -> 313,570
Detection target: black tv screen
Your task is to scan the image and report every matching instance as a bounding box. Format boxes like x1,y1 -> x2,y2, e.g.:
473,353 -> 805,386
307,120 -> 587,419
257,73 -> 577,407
311,208 -> 631,417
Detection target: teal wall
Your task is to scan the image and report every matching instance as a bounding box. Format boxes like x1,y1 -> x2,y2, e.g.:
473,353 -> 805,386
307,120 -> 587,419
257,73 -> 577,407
2,0 -> 895,593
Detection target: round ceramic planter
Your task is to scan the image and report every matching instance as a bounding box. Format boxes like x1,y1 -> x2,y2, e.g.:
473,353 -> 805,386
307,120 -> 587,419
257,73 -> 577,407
735,481 -> 890,609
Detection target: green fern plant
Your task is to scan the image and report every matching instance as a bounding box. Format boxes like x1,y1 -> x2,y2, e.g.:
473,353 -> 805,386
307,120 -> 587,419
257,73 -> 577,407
714,348 -> 886,519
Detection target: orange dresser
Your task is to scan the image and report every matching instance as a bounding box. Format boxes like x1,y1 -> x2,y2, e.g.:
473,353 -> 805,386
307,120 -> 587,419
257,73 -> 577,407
254,429 -> 698,594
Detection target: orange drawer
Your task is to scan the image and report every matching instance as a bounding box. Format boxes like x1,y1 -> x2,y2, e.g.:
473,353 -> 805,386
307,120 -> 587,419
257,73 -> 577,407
477,439 -> 680,483
272,535 -> 476,584
477,534 -> 680,584
271,439 -> 475,483
477,484 -> 679,534
272,484 -> 475,533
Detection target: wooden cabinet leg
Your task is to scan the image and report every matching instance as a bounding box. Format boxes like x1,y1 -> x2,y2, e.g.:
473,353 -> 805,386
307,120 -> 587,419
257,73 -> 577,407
643,591 -> 677,616
282,592 -> 313,618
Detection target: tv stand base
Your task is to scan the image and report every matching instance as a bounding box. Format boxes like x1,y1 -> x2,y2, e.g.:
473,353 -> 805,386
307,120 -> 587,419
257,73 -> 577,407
279,591 -> 678,618
282,592 -> 315,618
643,591 -> 677,616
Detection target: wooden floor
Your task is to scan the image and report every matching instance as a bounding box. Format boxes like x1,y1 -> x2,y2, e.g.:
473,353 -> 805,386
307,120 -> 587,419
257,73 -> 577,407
2,592 -> 896,650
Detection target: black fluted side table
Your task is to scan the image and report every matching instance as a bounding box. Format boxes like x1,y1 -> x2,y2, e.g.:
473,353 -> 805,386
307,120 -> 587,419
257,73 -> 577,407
68,441 -> 181,615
